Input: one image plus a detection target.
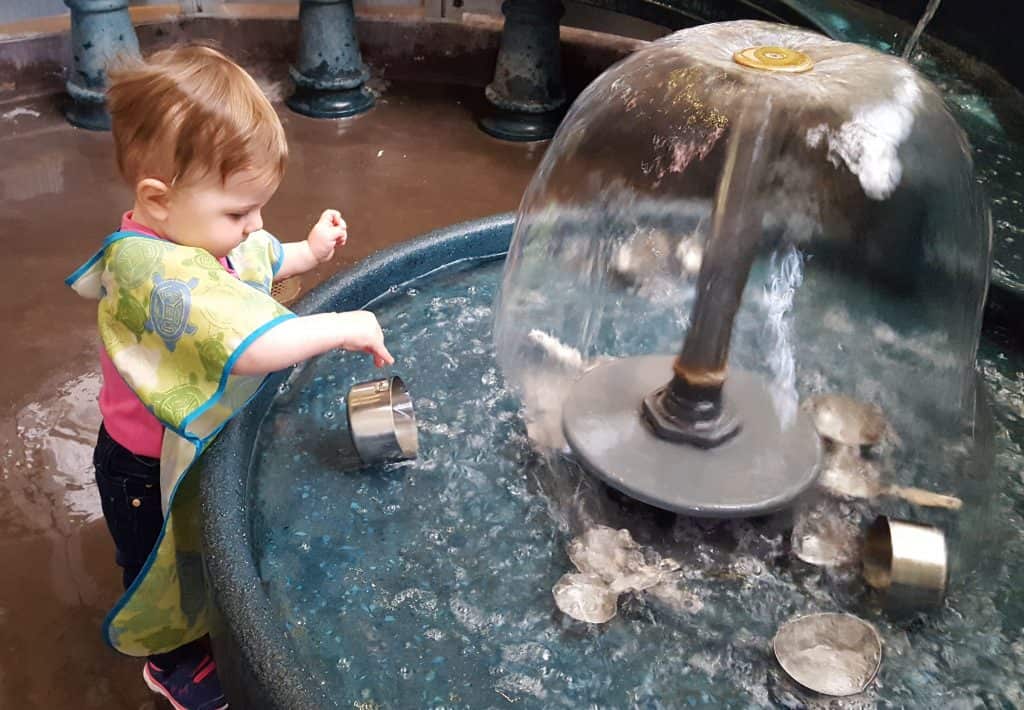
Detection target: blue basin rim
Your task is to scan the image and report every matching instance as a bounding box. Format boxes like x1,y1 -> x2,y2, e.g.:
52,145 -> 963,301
199,213 -> 516,709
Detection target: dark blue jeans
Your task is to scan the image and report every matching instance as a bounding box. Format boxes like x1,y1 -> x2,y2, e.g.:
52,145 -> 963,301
93,423 -> 162,590
93,423 -> 202,669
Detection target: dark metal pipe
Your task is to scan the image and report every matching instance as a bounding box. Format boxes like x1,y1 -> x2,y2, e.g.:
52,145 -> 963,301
643,102 -> 774,446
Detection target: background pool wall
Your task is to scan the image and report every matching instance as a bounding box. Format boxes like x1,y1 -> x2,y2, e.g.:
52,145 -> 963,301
0,15 -> 643,118
200,214 -> 516,709
6,8 -> 1024,303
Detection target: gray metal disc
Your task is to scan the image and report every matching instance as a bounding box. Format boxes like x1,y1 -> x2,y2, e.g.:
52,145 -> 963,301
562,355 -> 821,517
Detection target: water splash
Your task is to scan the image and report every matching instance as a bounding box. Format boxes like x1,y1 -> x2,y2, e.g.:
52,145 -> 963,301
902,0 -> 943,60
248,259 -> 1024,707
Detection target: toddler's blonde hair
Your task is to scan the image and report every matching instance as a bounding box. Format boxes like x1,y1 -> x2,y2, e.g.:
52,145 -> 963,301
107,44 -> 287,189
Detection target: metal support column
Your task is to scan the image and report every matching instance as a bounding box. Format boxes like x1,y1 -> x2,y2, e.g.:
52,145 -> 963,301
479,0 -> 567,141
287,0 -> 374,119
64,0 -> 141,130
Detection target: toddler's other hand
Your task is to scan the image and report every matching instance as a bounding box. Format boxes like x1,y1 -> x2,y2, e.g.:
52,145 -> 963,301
307,209 -> 348,263
334,311 -> 395,368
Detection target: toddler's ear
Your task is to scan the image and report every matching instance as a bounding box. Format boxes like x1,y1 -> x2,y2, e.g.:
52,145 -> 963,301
136,178 -> 171,221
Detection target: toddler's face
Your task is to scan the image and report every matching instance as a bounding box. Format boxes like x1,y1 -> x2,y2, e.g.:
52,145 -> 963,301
164,168 -> 279,258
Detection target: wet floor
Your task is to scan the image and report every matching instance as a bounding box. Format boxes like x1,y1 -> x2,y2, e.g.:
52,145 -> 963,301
0,79 -> 542,708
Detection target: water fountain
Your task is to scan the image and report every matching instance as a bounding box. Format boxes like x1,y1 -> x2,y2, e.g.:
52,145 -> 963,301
192,19 -> 1024,709
4,0 -> 1024,704
900,0 -> 941,60
497,20 -> 993,541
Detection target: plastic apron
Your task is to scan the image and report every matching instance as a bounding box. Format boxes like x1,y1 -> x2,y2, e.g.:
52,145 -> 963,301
67,229 -> 294,655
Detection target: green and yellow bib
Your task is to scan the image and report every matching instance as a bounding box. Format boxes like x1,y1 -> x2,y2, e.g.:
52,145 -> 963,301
67,229 -> 294,656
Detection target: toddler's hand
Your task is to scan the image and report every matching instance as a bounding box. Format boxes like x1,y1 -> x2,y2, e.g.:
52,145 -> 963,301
333,311 -> 395,368
307,209 -> 348,263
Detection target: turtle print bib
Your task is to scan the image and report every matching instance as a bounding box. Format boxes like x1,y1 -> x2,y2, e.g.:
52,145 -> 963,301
67,229 -> 295,656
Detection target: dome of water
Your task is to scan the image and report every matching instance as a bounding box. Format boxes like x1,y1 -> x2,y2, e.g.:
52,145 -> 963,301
495,21 -> 995,568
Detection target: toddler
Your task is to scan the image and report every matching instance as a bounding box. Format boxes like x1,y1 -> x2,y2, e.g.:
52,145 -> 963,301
67,44 -> 393,709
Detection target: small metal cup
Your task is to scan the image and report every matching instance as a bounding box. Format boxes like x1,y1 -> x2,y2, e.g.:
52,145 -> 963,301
346,376 -> 419,464
862,516 -> 947,610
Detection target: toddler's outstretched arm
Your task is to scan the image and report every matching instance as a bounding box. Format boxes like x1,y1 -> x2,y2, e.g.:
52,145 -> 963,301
275,209 -> 348,281
231,311 -> 394,375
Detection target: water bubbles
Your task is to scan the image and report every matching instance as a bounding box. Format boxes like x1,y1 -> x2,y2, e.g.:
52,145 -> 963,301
501,642 -> 551,664
494,671 -> 547,701
448,596 -> 495,634
248,243 -> 1022,706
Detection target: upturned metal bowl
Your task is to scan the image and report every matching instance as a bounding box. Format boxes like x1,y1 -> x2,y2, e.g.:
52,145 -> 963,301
773,612 -> 882,697
805,394 -> 887,447
346,376 -> 419,464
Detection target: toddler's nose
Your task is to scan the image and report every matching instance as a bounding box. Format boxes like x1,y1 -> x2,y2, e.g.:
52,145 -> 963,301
244,211 -> 263,235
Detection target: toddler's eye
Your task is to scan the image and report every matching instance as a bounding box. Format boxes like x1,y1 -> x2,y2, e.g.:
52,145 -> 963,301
228,213 -> 246,220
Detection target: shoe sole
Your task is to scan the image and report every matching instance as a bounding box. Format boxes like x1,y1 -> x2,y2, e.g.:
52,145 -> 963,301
142,662 -> 229,710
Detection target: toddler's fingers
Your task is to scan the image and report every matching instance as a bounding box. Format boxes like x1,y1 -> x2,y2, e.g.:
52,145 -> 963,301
319,209 -> 341,226
370,342 -> 394,366
364,348 -> 387,368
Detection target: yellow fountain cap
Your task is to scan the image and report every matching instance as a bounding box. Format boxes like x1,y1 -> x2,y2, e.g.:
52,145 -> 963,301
733,46 -> 814,73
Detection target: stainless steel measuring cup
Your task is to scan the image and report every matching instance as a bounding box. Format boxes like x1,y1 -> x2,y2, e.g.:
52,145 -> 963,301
862,515 -> 948,610
346,376 -> 419,464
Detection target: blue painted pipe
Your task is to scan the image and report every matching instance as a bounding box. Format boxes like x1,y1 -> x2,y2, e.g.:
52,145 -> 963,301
63,0 -> 140,131
287,0 -> 374,119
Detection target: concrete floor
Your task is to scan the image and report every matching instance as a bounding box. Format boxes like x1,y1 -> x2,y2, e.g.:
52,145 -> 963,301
0,78 -> 542,709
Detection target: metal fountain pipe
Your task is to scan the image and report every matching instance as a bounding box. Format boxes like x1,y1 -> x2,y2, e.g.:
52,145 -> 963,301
286,0 -> 374,119
479,0 -> 568,142
63,0 -> 141,131
643,99 -> 776,447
